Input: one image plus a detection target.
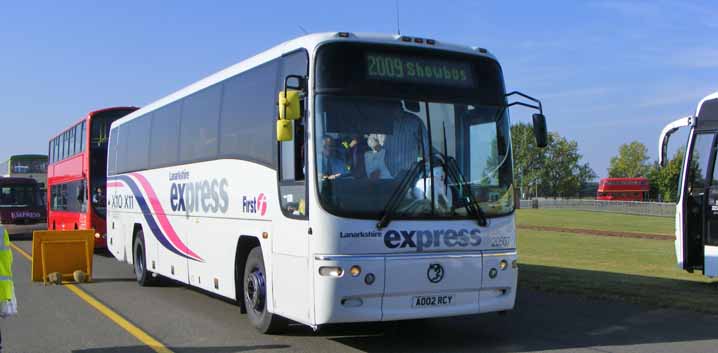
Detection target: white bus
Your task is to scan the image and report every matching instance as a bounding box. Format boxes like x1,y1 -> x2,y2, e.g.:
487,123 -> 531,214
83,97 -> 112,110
107,32 -> 548,333
659,91 -> 718,278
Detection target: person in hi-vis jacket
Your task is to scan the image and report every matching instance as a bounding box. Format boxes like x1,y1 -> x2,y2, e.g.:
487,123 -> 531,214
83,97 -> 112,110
0,225 -> 17,353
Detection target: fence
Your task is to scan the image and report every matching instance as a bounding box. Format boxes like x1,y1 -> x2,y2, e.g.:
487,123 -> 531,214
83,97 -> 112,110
518,198 -> 675,218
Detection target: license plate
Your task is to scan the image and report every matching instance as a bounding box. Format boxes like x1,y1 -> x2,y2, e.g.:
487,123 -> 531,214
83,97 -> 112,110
411,295 -> 455,308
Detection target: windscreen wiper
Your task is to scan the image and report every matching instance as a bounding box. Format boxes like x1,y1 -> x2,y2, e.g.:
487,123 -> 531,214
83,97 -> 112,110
434,153 -> 488,227
376,159 -> 425,229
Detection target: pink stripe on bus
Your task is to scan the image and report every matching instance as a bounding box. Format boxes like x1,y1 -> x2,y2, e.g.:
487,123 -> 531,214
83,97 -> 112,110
129,172 -> 202,261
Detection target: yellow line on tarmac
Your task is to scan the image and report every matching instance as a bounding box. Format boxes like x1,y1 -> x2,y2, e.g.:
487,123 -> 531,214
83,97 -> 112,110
10,242 -> 174,353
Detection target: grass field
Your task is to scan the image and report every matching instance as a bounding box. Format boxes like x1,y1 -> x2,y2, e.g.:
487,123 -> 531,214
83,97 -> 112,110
516,208 -> 674,235
515,208 -> 717,314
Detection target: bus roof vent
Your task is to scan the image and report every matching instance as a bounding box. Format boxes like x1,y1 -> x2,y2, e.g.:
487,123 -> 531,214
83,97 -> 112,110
336,32 -> 352,38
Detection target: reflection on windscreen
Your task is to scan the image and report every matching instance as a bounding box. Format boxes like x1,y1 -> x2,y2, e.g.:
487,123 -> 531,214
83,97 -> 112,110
315,95 -> 513,219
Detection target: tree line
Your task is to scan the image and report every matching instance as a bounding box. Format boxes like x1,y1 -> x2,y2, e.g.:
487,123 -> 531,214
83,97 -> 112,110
511,123 -> 596,199
607,141 -> 683,202
511,123 -> 682,202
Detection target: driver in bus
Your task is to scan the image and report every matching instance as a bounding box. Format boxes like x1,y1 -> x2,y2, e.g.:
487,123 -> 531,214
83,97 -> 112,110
364,134 -> 392,180
318,136 -> 348,180
92,187 -> 105,206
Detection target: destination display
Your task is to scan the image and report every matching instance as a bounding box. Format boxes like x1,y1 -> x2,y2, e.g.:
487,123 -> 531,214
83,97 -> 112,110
366,53 -> 474,87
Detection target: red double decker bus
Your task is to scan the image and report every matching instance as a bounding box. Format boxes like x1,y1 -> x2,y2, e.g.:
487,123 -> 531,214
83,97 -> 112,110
47,107 -> 137,246
596,177 -> 649,201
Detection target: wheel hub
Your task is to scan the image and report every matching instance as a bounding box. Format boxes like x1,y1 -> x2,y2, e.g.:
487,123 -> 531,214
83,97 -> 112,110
246,269 -> 266,312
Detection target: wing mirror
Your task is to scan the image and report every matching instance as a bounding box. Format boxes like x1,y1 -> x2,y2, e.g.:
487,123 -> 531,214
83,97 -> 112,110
532,113 -> 548,148
506,91 -> 548,148
277,75 -> 306,142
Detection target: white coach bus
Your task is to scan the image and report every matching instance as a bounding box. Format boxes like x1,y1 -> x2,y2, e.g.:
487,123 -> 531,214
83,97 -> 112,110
659,91 -> 718,278
107,32 -> 548,333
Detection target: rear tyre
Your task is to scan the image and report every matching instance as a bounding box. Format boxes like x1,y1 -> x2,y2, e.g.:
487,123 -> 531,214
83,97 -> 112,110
244,246 -> 287,334
133,230 -> 157,286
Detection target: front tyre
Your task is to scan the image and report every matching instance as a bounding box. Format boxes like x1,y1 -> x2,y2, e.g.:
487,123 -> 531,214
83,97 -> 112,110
244,246 -> 287,334
133,230 -> 158,286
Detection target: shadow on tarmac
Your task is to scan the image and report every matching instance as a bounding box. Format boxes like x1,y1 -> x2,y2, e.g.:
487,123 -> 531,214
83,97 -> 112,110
9,233 -> 33,241
275,264 -> 718,353
88,278 -> 137,283
73,345 -> 290,353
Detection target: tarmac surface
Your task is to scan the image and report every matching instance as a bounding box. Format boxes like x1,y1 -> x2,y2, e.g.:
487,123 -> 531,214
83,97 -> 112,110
6,238 -> 718,353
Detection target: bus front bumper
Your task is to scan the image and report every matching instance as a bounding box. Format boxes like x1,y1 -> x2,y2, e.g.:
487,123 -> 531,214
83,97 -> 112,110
4,223 -> 47,237
312,250 -> 517,325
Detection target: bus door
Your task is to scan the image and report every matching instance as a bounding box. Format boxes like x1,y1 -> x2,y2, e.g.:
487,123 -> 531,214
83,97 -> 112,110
701,132 -> 718,277
272,49 -> 312,323
683,131 -> 716,275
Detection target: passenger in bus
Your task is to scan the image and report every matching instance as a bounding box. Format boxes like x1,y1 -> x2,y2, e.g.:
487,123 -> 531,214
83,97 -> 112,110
364,134 -> 392,180
92,187 -> 105,206
347,134 -> 368,178
318,136 -> 348,180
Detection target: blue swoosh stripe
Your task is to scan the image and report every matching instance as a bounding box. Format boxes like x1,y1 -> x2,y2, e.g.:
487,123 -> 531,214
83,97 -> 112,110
108,175 -> 193,260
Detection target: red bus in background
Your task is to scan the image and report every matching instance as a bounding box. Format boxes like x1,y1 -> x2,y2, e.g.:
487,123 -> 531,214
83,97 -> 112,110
596,177 -> 649,201
47,107 -> 138,247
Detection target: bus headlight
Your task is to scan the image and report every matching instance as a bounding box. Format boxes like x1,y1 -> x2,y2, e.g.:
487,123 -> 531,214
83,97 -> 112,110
318,266 -> 343,277
350,265 -> 362,277
499,260 -> 508,271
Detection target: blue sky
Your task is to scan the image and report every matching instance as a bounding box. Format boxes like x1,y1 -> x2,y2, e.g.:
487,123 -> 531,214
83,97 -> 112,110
0,1 -> 715,178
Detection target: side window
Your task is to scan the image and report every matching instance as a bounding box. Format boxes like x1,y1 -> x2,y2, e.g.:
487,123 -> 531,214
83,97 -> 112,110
150,103 -> 181,168
108,128 -> 119,175
53,137 -> 58,162
80,121 -> 86,152
688,133 -> 714,194
219,59 -> 279,165
48,141 -> 53,164
68,126 -> 76,157
277,50 -> 309,218
50,185 -> 58,210
115,125 -> 129,174
180,84 -> 221,163
60,132 -> 66,160
65,130 -> 71,158
59,184 -> 68,211
65,180 -> 86,212
75,123 -> 83,154
126,116 -> 151,171
67,130 -> 74,157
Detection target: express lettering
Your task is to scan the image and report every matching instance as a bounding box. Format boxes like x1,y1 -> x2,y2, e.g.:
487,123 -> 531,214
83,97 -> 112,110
170,178 -> 229,214
384,229 -> 481,251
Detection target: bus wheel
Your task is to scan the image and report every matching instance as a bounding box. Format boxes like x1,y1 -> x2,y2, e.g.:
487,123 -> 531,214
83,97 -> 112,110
244,246 -> 286,334
133,230 -> 157,286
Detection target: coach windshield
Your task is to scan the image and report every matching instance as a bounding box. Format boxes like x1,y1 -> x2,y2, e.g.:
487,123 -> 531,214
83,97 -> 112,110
314,42 -> 512,220
315,96 -> 512,220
